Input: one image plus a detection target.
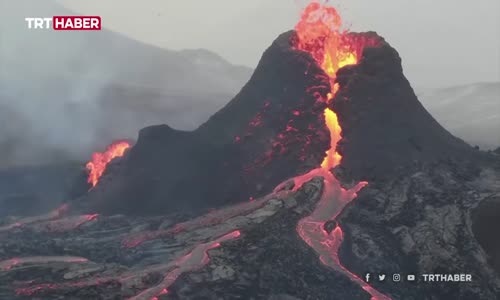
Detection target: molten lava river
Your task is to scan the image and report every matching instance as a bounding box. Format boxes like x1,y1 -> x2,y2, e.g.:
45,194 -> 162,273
287,3 -> 390,300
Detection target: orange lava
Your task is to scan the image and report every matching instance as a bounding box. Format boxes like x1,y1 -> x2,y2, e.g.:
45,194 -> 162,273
320,108 -> 342,170
294,2 -> 378,170
295,2 -> 354,81
293,3 -> 390,300
127,230 -> 241,300
86,140 -> 131,187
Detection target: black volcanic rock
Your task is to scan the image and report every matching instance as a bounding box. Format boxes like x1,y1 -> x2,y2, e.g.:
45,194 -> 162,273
82,31 -> 330,216
336,162 -> 500,300
472,166 -> 500,274
331,34 -> 483,181
2,163 -> 500,300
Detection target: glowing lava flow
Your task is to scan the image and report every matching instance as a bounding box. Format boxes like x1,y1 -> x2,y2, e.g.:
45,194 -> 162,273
320,108 -> 342,170
1,256 -> 88,271
291,3 -> 390,300
0,203 -> 69,233
37,214 -> 99,233
86,140 -> 131,187
128,230 -> 241,300
122,192 -> 285,248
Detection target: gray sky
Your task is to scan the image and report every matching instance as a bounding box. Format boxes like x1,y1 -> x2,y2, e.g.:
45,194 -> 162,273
41,0 -> 500,88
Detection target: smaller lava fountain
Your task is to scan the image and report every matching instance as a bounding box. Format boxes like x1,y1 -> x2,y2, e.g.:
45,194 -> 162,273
85,140 -> 131,187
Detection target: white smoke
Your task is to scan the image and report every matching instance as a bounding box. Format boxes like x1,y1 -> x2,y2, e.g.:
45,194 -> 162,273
0,0 -> 252,167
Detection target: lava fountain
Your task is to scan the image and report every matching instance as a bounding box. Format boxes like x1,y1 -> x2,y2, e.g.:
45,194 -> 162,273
290,3 -> 390,300
86,140 -> 131,188
294,1 -> 380,171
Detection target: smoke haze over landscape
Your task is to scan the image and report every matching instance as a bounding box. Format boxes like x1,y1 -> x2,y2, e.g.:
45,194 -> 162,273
418,82 -> 500,150
0,0 -> 252,166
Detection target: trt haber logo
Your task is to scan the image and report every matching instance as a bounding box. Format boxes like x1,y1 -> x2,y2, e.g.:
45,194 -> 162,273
24,16 -> 101,30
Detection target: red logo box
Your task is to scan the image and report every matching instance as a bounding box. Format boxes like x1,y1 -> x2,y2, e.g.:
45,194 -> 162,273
53,16 -> 101,30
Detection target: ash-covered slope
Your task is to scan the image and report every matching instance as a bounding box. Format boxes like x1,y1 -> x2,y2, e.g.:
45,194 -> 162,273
81,31 -> 330,216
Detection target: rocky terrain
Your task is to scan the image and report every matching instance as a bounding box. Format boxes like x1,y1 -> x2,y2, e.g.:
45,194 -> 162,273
1,158 -> 499,299
1,3 -> 499,300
